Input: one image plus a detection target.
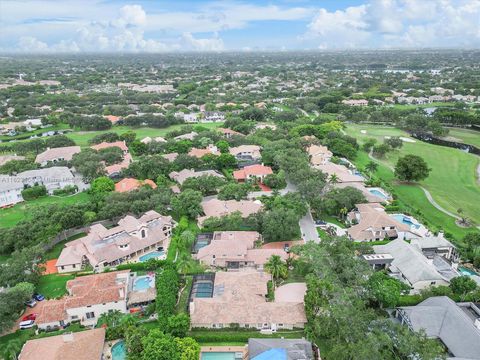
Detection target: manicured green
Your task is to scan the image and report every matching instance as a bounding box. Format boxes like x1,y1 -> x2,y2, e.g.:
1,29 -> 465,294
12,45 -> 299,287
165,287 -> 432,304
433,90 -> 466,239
36,273 -> 76,299
0,192 -> 91,229
345,124 -> 480,226
66,123 -> 224,147
445,127 -> 480,148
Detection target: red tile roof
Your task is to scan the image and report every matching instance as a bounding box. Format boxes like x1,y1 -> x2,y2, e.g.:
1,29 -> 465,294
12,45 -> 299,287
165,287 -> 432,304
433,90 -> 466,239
91,141 -> 128,152
115,178 -> 157,192
233,164 -> 273,180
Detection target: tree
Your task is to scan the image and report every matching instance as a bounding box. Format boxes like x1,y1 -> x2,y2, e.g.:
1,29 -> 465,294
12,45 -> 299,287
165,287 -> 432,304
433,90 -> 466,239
365,161 -> 378,173
215,153 -> 237,169
367,271 -> 409,308
91,176 -> 115,194
384,136 -> 403,149
260,208 -> 301,242
72,149 -> 105,182
176,337 -> 200,360
120,131 -> 137,144
166,313 -> 190,337
463,233 -> 480,267
394,155 -> 430,182
328,173 -> 339,185
171,189 -> 203,219
218,183 -> 252,201
372,144 -> 391,158
215,140 -> 229,153
320,187 -> 366,216
181,175 -> 226,195
362,138 -> 377,152
265,255 -> 288,290
142,330 -> 180,360
125,326 -> 148,360
0,282 -> 35,332
0,246 -> 44,287
450,276 -> 477,300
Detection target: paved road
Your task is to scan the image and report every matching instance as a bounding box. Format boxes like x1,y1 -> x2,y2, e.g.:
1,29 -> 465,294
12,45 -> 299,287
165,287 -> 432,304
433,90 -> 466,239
299,208 -> 320,243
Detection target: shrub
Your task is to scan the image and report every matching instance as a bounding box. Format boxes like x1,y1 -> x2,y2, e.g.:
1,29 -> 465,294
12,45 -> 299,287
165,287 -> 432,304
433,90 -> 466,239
53,185 -> 78,196
21,185 -> 47,200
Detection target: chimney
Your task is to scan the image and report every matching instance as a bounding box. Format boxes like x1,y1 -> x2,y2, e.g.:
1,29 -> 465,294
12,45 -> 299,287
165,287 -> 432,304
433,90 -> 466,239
62,332 -> 74,342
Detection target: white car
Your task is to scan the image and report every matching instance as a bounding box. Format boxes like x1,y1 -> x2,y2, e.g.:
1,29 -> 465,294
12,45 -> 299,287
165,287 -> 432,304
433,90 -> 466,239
19,320 -> 35,330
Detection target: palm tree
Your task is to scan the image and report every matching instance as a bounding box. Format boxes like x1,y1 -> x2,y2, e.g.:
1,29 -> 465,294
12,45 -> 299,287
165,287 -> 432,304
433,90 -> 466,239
339,207 -> 349,221
329,174 -> 339,185
264,255 -> 287,290
4,339 -> 22,360
365,161 -> 378,174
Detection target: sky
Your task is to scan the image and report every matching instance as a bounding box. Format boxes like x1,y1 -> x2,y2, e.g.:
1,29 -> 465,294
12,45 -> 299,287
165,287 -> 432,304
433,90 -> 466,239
0,0 -> 479,53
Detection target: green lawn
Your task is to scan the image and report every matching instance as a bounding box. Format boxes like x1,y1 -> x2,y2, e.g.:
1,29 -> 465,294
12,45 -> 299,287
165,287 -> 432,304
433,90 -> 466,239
66,123 -> 224,147
36,273 -> 76,299
0,192 -> 91,229
345,124 -> 480,227
445,127 -> 480,148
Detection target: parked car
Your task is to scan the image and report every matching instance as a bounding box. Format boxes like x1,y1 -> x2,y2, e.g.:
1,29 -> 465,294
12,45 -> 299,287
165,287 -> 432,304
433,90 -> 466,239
33,293 -> 45,301
283,243 -> 290,252
22,313 -> 37,321
315,219 -> 326,225
19,320 -> 35,330
24,299 -> 37,308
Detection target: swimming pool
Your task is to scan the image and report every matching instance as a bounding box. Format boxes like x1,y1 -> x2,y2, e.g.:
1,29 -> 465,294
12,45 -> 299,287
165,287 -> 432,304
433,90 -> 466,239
368,188 -> 388,200
133,275 -> 154,291
391,214 -> 421,229
201,352 -> 242,360
459,266 -> 478,276
139,250 -> 165,262
111,341 -> 126,360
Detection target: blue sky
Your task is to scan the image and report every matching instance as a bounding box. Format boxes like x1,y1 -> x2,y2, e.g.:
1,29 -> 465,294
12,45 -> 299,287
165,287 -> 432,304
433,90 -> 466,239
0,0 -> 479,53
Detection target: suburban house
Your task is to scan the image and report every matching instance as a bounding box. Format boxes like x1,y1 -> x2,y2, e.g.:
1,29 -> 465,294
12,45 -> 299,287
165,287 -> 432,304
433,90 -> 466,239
18,328 -> 105,360
396,297 -> 480,359
0,175 -> 24,207
36,271 -> 130,329
315,162 -> 363,183
247,338 -> 315,360
188,144 -> 220,158
35,146 -> 81,166
335,182 -> 389,203
347,203 -> 418,242
175,112 -> 199,123
196,231 -> 288,270
233,164 -> 273,183
229,145 -> 262,161
115,178 -> 157,192
198,198 -> 263,226
342,99 -> 369,106
410,234 -> 459,264
0,167 -> 86,204
56,211 -> 174,273
162,152 -> 178,162
189,271 -> 307,330
307,144 -> 333,166
174,131 -> 198,141
371,238 -> 452,293
104,114 -> 122,124
141,136 -> 166,144
203,111 -> 225,122
218,127 -> 244,138
169,168 -> 225,185
90,141 -> 133,177
0,154 -> 25,166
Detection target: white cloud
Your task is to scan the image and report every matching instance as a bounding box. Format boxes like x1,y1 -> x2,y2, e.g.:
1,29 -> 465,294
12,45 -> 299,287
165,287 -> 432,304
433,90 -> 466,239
17,36 -> 49,51
182,32 -> 224,51
305,0 -> 480,49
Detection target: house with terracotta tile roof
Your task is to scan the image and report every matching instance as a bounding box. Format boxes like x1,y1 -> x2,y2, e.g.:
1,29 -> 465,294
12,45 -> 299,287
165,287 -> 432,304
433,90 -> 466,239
56,210 -> 173,273
218,127 -> 244,138
174,131 -> 198,141
35,146 -> 81,166
307,144 -> 333,167
189,271 -> 306,330
115,178 -> 157,192
188,144 -> 220,158
18,328 -> 105,360
198,199 -> 263,227
196,231 -> 288,270
104,114 -> 122,124
35,271 -> 130,329
233,164 -> 273,183
347,203 -> 418,242
90,141 -> 132,177
315,162 -> 363,183
91,140 -> 129,153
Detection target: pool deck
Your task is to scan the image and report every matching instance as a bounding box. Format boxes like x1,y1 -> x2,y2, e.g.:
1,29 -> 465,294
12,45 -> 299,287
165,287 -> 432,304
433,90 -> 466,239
200,345 -> 247,359
103,339 -> 122,359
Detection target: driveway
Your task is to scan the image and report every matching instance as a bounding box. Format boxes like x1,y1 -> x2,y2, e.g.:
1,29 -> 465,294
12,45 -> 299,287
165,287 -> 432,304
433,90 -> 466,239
299,208 -> 320,243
